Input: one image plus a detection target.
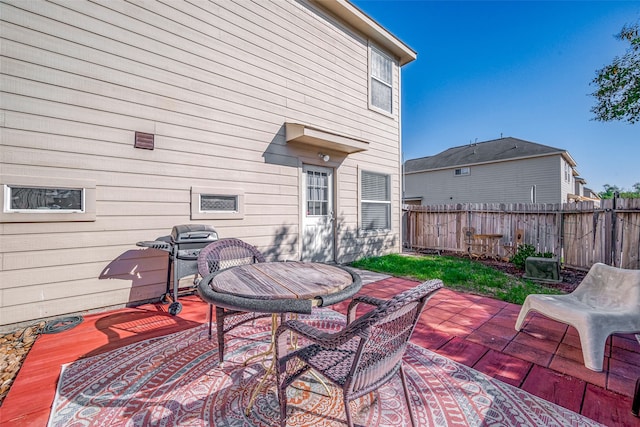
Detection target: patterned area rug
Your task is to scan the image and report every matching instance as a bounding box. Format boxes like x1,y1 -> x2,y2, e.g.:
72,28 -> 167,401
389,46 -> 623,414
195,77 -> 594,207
48,309 -> 602,427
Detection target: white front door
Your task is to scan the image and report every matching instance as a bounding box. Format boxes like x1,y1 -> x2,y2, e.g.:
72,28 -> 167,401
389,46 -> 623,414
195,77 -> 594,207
301,165 -> 335,262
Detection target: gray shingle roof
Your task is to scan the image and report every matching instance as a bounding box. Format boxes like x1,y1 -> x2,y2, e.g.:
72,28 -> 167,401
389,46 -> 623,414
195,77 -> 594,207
404,137 -> 570,173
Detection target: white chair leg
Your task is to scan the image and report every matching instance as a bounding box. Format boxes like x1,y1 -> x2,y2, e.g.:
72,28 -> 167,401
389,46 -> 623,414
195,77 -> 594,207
514,301 -> 533,331
576,327 -> 609,372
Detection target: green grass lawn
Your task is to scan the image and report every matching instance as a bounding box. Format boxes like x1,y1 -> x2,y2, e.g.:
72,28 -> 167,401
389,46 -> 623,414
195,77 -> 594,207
350,253 -> 563,305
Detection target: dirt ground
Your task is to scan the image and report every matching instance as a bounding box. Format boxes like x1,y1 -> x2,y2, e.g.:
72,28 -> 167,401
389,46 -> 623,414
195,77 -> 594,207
436,250 -> 587,293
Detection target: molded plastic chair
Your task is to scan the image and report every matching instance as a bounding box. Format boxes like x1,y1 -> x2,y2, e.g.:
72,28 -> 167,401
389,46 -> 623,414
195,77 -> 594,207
197,238 -> 268,362
275,279 -> 443,427
515,262 -> 640,371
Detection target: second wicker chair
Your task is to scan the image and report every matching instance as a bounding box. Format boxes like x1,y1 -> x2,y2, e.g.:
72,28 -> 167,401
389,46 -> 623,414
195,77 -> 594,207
197,238 -> 268,363
275,279 -> 443,427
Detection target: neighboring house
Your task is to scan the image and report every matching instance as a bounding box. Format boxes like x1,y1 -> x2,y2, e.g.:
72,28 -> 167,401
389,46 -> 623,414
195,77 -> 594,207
569,178 -> 601,206
404,137 -> 585,205
0,0 -> 416,327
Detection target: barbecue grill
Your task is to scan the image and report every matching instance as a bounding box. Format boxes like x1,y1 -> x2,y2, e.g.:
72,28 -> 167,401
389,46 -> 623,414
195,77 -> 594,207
137,224 -> 218,315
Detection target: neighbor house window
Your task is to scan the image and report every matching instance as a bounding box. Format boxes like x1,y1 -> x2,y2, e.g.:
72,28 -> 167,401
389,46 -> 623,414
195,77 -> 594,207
1,175 -> 96,222
361,171 -> 391,230
531,185 -> 537,203
564,162 -> 571,183
191,187 -> 244,220
369,45 -> 393,114
454,167 -> 470,176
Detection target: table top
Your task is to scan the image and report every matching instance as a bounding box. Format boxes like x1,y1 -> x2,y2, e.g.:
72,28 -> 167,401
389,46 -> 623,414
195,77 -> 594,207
474,234 -> 503,239
198,261 -> 362,314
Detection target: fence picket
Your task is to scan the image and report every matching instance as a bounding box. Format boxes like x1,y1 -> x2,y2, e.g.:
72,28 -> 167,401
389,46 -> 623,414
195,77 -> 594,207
403,199 -> 640,270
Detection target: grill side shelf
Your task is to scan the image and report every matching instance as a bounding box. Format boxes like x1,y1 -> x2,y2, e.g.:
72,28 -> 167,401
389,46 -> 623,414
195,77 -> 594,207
136,241 -> 172,251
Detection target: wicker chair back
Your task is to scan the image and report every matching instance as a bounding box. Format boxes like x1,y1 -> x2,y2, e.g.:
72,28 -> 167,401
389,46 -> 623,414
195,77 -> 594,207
276,279 -> 443,427
196,238 -> 267,362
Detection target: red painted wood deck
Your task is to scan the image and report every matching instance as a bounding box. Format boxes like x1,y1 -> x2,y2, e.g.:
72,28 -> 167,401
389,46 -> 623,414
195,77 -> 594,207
2,276 -> 639,426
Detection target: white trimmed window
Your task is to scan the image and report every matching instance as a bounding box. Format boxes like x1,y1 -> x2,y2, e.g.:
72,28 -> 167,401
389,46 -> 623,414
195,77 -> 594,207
531,185 -> 537,203
200,194 -> 238,213
369,45 -> 393,114
1,175 -> 96,222
361,171 -> 391,231
454,167 -> 470,176
4,186 -> 84,212
191,187 -> 244,220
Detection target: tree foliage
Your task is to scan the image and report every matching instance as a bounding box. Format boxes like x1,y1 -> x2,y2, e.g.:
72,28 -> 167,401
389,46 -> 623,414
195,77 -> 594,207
599,183 -> 640,199
590,22 -> 640,124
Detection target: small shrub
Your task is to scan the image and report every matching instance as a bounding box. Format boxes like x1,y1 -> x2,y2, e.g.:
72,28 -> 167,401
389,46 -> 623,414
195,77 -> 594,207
510,244 -> 554,269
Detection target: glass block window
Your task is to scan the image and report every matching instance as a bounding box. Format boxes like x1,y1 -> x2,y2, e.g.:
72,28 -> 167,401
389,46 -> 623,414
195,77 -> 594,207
370,46 -> 393,114
361,171 -> 391,230
200,195 -> 238,212
5,186 -> 84,212
306,170 -> 329,216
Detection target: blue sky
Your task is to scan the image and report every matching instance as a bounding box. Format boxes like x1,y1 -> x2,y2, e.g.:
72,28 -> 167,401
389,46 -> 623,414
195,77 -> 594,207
352,0 -> 640,193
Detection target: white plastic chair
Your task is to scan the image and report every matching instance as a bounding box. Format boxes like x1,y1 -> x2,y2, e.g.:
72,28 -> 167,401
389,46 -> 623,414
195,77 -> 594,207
515,262 -> 640,371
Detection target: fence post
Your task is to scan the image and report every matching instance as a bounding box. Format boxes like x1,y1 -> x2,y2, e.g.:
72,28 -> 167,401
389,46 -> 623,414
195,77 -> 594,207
612,194 -> 619,266
604,194 -> 619,266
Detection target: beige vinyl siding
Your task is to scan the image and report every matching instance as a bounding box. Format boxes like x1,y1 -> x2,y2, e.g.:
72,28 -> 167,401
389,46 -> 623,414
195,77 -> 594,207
405,156 -> 564,205
0,0 -> 403,326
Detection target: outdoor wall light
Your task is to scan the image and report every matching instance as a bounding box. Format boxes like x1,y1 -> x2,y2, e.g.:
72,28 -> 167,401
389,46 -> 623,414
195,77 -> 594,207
318,153 -> 330,162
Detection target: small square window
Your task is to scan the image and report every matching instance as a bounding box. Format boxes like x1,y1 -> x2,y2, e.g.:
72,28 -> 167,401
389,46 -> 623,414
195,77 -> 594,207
454,167 -> 470,176
200,195 -> 238,212
191,187 -> 244,220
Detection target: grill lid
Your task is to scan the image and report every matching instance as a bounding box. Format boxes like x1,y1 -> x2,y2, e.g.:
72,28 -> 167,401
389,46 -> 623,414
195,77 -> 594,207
171,224 -> 218,243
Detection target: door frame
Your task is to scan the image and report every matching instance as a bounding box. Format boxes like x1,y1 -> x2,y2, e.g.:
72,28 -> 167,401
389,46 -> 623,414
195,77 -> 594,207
300,163 -> 336,263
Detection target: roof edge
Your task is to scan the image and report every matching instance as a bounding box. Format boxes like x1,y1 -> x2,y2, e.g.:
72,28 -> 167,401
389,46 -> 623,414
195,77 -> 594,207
310,0 -> 417,65
405,152 -> 571,174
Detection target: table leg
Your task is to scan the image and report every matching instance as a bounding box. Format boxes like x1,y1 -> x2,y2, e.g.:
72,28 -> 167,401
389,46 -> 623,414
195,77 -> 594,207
245,314 -> 278,416
244,313 -> 332,416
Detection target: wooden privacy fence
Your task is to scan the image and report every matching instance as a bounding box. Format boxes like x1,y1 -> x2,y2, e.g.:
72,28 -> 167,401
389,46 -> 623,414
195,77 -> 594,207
403,198 -> 640,270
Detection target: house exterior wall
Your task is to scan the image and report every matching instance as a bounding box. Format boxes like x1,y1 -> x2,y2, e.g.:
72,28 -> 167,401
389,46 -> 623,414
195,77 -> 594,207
0,0 -> 408,326
404,155 -> 564,205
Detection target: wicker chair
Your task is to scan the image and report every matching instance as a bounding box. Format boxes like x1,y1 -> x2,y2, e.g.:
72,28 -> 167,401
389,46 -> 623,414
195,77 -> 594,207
197,238 -> 268,363
275,279 -> 443,427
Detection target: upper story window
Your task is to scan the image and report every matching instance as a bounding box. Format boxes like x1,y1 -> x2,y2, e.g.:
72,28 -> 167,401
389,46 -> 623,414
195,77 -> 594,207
564,161 -> 571,183
531,185 -> 537,203
361,170 -> 391,231
369,45 -> 393,114
454,167 -> 470,176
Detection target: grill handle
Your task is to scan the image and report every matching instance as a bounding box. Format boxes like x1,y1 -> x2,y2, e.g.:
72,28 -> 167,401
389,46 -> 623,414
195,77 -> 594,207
182,232 -> 215,240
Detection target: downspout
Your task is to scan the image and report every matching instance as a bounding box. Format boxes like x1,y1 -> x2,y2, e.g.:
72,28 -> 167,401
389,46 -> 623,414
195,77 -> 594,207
398,65 -> 404,254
